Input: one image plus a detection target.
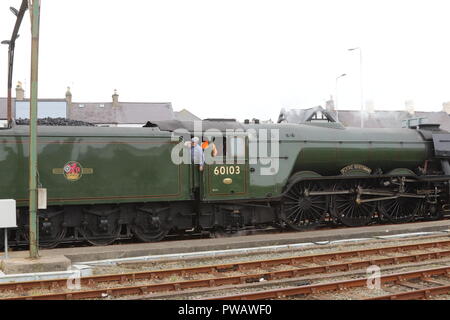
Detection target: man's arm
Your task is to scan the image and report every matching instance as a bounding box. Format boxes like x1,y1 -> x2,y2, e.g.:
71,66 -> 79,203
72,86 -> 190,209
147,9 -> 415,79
211,143 -> 218,157
199,146 -> 205,171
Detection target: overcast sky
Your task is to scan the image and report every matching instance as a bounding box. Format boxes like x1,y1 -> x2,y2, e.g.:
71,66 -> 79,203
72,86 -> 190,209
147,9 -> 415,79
1,0 -> 449,121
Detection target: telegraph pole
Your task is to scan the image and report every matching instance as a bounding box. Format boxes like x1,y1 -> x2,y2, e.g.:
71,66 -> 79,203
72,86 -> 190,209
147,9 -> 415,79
28,0 -> 41,259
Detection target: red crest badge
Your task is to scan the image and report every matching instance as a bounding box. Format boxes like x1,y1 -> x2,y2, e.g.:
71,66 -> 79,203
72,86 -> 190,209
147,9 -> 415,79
63,161 -> 83,181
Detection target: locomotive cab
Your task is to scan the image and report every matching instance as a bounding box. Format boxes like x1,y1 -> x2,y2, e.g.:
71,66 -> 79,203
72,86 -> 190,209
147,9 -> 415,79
200,132 -> 249,201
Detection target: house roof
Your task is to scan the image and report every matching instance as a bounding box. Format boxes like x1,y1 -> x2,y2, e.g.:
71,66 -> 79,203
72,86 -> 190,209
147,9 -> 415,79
68,101 -> 176,124
0,97 -> 16,119
278,106 -> 338,123
175,108 -> 201,121
279,107 -> 450,131
0,98 -> 6,118
337,110 -> 450,131
1,96 -> 201,124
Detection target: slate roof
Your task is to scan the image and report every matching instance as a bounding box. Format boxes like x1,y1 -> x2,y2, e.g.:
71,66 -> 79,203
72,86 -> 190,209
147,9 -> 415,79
1,95 -> 200,124
279,107 -> 450,131
174,108 -> 201,121
68,101 -> 176,124
0,97 -> 16,119
278,106 -> 338,123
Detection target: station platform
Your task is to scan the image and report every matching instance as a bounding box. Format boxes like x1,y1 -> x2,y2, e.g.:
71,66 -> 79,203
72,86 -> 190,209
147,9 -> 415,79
1,219 -> 450,274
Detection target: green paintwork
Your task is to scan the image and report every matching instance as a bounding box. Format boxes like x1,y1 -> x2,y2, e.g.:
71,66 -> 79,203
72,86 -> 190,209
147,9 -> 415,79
0,122 -> 435,207
0,126 -> 191,207
386,168 -> 416,176
231,123 -> 432,201
288,170 -> 322,181
203,163 -> 248,200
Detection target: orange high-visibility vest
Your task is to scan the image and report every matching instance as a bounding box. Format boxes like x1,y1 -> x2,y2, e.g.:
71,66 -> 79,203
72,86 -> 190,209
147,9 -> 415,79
202,141 -> 209,149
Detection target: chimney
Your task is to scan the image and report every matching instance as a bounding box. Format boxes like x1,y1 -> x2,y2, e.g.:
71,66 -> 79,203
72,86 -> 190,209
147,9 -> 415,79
405,100 -> 415,116
65,87 -> 72,105
365,99 -> 375,114
443,102 -> 450,114
16,81 -> 24,100
112,89 -> 119,107
325,95 -> 335,113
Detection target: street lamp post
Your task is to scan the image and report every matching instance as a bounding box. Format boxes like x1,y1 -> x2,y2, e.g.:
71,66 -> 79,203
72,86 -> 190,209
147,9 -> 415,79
348,47 -> 364,128
335,73 -> 346,122
1,1 -> 28,128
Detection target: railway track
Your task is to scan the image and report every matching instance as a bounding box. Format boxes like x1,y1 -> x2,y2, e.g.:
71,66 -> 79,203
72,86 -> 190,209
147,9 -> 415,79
1,238 -> 450,300
206,265 -> 450,300
366,284 -> 450,300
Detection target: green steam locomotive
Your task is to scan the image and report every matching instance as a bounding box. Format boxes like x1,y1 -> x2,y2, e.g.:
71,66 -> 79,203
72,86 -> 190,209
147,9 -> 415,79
1,119 -> 449,248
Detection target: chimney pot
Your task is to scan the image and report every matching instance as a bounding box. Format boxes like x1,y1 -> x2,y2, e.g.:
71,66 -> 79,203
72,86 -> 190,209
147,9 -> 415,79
405,100 -> 415,116
112,89 -> 119,107
16,81 -> 24,100
65,86 -> 72,104
325,96 -> 335,113
365,100 -> 375,114
443,102 -> 450,114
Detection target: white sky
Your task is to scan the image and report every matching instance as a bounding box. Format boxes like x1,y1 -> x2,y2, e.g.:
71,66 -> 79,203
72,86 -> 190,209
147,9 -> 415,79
1,0 -> 449,121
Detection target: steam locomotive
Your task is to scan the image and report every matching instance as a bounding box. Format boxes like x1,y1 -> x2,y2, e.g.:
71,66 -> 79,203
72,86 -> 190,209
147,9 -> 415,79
1,118 -> 449,248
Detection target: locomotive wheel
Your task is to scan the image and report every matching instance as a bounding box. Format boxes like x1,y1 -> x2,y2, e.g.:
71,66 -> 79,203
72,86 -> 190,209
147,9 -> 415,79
20,209 -> 67,249
423,203 -> 443,221
331,180 -> 376,227
131,208 -> 169,242
79,207 -> 122,246
281,181 -> 327,231
378,186 -> 422,223
38,209 -> 67,248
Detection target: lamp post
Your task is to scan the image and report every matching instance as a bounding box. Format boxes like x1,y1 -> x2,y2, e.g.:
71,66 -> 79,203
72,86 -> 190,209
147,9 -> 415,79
335,73 -> 346,122
1,1 -> 28,128
348,47 -> 364,128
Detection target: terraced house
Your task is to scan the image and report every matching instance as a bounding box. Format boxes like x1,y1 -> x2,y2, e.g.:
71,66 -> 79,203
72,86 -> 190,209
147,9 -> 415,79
0,83 -> 200,127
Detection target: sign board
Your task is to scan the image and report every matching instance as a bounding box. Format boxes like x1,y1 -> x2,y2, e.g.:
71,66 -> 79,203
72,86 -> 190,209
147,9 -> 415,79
38,188 -> 47,209
0,199 -> 17,228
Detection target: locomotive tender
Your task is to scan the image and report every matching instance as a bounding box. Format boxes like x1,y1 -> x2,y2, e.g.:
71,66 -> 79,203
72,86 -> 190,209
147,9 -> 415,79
1,119 -> 450,248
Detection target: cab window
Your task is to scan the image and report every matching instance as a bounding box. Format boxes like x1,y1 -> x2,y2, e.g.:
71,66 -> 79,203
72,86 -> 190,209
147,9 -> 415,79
227,136 -> 246,159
